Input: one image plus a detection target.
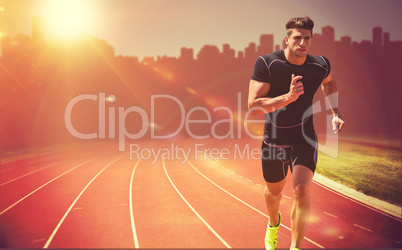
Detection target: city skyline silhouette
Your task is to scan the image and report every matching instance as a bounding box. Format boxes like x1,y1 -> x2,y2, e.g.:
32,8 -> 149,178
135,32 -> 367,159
2,0 -> 402,59
1,15 -> 401,152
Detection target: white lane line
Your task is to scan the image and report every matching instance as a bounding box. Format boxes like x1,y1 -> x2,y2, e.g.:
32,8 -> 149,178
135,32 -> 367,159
238,175 -> 244,179
187,160 -> 324,249
283,195 -> 292,200
0,158 -> 96,215
43,155 -> 125,248
323,212 -> 338,218
0,162 -> 60,186
246,179 -> 253,183
163,160 -> 231,248
353,224 -> 373,233
129,160 -> 141,248
256,184 -> 263,187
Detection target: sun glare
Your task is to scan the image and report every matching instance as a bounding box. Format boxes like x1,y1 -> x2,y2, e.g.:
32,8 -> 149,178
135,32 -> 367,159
45,0 -> 93,37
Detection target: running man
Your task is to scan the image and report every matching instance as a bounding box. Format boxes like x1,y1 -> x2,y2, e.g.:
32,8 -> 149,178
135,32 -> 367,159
247,16 -> 346,250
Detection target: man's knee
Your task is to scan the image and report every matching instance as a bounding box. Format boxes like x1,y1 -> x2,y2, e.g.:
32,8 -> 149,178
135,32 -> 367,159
292,165 -> 313,200
293,183 -> 310,200
265,185 -> 283,198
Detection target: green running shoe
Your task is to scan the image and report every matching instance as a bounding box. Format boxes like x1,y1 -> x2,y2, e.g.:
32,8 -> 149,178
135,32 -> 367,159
265,211 -> 282,250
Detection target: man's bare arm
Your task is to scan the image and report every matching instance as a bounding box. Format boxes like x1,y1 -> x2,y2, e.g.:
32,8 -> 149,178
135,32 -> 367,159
321,72 -> 347,133
248,74 -> 304,115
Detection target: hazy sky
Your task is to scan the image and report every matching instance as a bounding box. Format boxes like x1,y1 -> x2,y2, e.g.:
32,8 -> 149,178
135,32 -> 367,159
0,0 -> 401,59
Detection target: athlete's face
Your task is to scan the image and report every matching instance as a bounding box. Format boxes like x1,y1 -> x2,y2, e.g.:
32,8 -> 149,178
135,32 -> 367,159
285,28 -> 312,57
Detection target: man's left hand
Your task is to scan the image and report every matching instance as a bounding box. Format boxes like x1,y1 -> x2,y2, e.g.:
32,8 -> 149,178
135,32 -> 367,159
332,115 -> 346,134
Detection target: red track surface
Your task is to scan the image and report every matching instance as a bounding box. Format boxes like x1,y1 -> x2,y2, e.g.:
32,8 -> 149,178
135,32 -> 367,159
1,140 -> 401,249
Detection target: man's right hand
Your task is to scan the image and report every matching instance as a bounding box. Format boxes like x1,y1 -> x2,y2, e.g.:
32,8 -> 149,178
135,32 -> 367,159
288,74 -> 304,102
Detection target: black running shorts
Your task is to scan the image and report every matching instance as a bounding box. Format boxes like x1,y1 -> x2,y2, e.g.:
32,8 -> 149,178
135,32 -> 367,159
261,134 -> 318,183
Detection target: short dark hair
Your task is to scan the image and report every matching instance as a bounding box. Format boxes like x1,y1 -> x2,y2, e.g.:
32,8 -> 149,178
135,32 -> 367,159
286,16 -> 314,37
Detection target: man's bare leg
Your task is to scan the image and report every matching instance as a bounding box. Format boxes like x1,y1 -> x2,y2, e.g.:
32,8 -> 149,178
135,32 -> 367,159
290,165 -> 314,249
265,178 -> 287,227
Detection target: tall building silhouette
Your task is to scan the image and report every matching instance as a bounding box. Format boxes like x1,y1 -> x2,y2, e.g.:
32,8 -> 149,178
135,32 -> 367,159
197,45 -> 220,62
373,27 -> 382,47
179,47 -> 194,61
340,36 -> 352,47
322,26 -> 335,42
244,42 -> 256,62
237,51 -> 244,60
222,44 -> 235,61
383,32 -> 390,45
258,34 -> 274,55
275,45 -> 280,51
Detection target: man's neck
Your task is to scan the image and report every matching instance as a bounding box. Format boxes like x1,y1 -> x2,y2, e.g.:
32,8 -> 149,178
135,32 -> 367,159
284,48 -> 306,65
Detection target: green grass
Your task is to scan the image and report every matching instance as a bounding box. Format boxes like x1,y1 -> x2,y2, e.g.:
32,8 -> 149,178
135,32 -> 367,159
316,141 -> 401,206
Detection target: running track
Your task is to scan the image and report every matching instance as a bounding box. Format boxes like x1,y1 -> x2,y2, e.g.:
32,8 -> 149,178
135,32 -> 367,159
0,139 -> 401,248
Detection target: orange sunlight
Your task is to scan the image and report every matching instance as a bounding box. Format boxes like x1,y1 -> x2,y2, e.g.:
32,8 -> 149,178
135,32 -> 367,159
44,0 -> 93,37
